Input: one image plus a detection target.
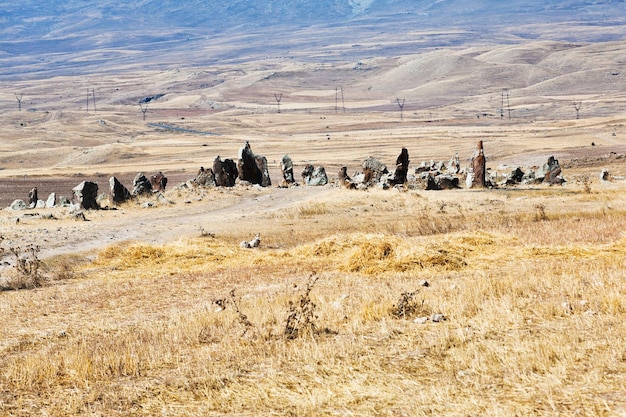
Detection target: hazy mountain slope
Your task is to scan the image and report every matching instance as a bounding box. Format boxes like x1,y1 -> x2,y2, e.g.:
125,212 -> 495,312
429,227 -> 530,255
0,0 -> 624,79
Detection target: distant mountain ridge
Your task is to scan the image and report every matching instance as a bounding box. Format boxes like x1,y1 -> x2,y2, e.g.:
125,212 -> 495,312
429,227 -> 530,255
0,0 -> 624,77
1,0 -> 625,41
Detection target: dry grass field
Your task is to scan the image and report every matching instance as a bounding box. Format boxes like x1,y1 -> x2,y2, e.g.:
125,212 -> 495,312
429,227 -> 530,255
2,34 -> 626,416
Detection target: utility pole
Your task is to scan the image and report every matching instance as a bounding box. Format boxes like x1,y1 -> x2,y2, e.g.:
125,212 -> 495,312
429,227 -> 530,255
274,93 -> 283,113
336,86 -> 346,113
14,93 -> 23,111
396,98 -> 405,119
92,88 -> 97,113
573,100 -> 582,119
341,87 -> 345,113
501,89 -> 511,120
139,103 -> 148,120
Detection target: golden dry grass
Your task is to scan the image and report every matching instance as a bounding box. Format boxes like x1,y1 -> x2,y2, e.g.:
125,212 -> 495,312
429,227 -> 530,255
2,182 -> 626,416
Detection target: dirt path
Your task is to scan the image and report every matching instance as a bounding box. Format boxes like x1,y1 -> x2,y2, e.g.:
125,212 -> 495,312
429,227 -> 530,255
1,184 -> 336,261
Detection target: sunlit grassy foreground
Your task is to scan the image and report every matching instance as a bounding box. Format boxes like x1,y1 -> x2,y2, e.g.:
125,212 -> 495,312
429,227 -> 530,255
2,184 -> 626,416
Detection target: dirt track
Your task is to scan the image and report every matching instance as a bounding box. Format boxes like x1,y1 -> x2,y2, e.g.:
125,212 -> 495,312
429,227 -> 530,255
0,183 -> 336,261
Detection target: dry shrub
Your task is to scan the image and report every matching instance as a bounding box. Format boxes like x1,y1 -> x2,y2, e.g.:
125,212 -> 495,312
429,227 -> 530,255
390,290 -> 427,319
1,244 -> 45,291
284,273 -> 320,339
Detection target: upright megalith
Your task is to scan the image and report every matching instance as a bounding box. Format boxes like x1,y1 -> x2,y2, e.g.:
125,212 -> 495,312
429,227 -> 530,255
339,166 -> 357,189
301,164 -> 328,186
73,181 -> 99,210
45,192 -> 56,208
109,176 -> 132,204
390,147 -> 410,185
468,140 -> 486,189
237,141 -> 271,187
447,152 -> 460,174
132,173 -> 152,196
150,172 -> 168,192
541,156 -> 564,185
193,166 -> 216,187
213,156 -> 238,187
28,187 -> 38,209
280,155 -> 297,186
362,157 -> 388,186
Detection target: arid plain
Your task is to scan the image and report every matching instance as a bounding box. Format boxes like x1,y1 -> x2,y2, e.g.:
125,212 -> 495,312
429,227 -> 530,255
2,25 -> 626,415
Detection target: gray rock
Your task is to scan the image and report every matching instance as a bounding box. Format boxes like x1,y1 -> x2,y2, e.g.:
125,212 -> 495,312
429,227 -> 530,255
45,192 -> 56,208
9,199 -> 27,211
302,164 -> 328,186
132,173 -> 153,196
35,200 -> 45,209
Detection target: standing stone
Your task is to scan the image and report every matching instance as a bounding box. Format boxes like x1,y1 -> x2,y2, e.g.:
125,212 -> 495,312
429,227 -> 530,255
132,173 -> 153,196
45,192 -> 56,208
447,152 -> 460,174
73,181 -> 99,210
280,155 -> 296,186
302,164 -> 328,186
339,166 -> 356,189
194,166 -> 216,187
237,141 -> 271,187
28,187 -> 38,209
470,140 -> 486,188
109,176 -> 132,204
390,148 -> 410,185
542,156 -> 563,185
150,172 -> 168,192
213,156 -> 238,187
255,155 -> 272,187
362,157 -> 388,186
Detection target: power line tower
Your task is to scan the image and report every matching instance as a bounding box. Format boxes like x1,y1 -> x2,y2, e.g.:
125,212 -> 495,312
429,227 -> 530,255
14,93 -> 23,111
274,93 -> 283,113
335,86 -> 345,113
573,100 -> 582,119
501,89 -> 511,120
396,98 -> 405,119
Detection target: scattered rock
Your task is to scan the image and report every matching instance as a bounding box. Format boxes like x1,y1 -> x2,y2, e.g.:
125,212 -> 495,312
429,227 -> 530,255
431,313 -> 447,323
600,169 -> 611,182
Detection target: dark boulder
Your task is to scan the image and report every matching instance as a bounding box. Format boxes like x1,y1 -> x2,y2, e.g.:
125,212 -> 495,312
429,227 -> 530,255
109,176 -> 132,204
213,156 -> 238,187
73,181 -> 99,210
237,141 -> 271,187
390,148 -> 410,185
